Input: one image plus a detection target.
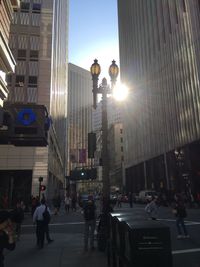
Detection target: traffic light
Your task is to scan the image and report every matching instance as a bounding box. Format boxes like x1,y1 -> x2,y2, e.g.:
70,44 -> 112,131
40,185 -> 46,191
88,132 -> 96,158
70,168 -> 97,180
0,102 -> 50,146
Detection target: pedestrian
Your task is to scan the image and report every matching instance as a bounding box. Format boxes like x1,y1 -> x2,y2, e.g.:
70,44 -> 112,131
128,192 -> 133,208
31,196 -> 39,217
12,201 -> 24,241
71,195 -> 77,211
117,193 -> 122,208
33,198 -> 53,249
83,195 -> 96,251
64,195 -> 71,213
52,194 -> 61,215
173,197 -> 189,239
145,197 -> 158,220
0,211 -> 16,267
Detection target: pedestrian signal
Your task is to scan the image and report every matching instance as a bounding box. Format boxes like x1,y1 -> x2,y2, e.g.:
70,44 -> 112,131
40,185 -> 46,191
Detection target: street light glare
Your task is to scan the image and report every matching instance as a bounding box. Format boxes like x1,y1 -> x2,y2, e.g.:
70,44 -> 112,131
113,83 -> 129,101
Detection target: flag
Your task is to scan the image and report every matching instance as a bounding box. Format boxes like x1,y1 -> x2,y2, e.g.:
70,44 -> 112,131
79,149 -> 86,163
70,149 -> 78,163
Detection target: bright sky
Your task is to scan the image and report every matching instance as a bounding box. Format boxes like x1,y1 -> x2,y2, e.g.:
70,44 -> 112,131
69,0 -> 119,81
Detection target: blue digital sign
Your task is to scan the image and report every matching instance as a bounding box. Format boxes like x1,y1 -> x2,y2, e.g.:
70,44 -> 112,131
17,108 -> 36,126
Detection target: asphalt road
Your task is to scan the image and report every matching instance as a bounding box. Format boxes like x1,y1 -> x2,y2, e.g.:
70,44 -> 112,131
20,203 -> 200,267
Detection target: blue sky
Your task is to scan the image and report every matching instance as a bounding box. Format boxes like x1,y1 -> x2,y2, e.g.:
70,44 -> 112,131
69,0 -> 119,80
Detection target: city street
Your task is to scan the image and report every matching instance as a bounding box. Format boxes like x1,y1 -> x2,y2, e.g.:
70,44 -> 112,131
4,203 -> 200,267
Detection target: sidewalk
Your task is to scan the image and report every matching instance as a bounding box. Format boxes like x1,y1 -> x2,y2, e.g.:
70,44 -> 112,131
5,232 -> 107,267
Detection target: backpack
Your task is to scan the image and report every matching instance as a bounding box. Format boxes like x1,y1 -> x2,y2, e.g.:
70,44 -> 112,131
43,206 -> 50,224
84,202 -> 95,221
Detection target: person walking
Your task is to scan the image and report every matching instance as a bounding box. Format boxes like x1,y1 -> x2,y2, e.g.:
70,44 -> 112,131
173,197 -> 189,239
13,201 -> 24,241
33,198 -> 53,249
64,195 -> 71,213
83,195 -> 96,251
145,197 -> 158,220
0,211 -> 15,267
128,192 -> 133,208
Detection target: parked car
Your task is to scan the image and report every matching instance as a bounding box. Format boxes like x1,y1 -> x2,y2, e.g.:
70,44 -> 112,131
138,190 -> 157,203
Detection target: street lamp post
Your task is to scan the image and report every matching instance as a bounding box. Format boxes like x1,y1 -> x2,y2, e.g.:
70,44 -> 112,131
90,59 -> 119,250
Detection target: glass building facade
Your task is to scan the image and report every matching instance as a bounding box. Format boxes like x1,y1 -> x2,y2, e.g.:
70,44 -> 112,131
118,0 -> 200,195
0,0 -> 68,203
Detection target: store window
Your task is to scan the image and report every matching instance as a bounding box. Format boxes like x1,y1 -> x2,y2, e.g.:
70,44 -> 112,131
28,76 -> 37,87
16,75 -> 25,86
32,3 -> 41,13
6,74 -> 12,85
30,50 -> 39,61
17,49 -> 26,61
21,2 -> 30,12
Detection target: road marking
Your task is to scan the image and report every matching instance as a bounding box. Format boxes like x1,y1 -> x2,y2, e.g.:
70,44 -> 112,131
172,248 -> 200,255
158,219 -> 200,225
22,221 -> 85,227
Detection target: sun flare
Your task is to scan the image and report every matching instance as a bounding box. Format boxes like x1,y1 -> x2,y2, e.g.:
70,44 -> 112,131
113,83 -> 129,101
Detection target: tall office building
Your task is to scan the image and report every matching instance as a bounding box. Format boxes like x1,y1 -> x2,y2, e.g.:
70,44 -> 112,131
0,0 -> 20,107
68,63 -> 93,192
0,0 -> 68,203
118,0 -> 200,194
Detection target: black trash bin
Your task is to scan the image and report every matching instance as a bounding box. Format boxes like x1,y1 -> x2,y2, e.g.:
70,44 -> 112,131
122,219 -> 172,267
109,212 -> 134,267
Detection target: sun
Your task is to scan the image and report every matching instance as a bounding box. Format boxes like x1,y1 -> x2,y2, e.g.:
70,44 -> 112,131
113,83 -> 129,101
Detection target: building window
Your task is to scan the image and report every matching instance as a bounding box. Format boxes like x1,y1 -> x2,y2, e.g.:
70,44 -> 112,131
32,3 -> 41,13
15,75 -> 25,86
121,146 -> 123,152
28,76 -> 37,87
120,137 -> 123,143
182,0 -> 186,12
21,2 -> 30,12
30,50 -> 39,61
6,74 -> 12,85
120,129 -> 123,134
17,49 -> 26,61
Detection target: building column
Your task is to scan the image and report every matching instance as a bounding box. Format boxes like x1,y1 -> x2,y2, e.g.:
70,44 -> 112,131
144,161 -> 147,189
164,153 -> 170,190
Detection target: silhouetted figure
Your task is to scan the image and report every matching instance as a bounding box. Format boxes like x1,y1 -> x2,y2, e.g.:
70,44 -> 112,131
128,192 -> 133,208
0,211 -> 15,267
83,195 -> 96,251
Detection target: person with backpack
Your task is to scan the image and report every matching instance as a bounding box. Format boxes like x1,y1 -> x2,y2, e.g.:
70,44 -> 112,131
173,196 -> 189,239
83,195 -> 96,251
33,198 -> 53,249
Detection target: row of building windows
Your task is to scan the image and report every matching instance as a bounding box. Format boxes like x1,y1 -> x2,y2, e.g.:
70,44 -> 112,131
17,49 -> 39,61
6,75 -> 38,87
18,2 -> 41,14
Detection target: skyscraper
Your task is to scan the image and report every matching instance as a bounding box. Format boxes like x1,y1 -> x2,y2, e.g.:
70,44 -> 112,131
0,0 -> 68,203
118,0 -> 200,194
68,63 -> 93,192
0,0 -> 20,107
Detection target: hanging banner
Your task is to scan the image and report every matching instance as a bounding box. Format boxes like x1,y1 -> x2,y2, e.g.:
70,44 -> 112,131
70,149 -> 78,163
79,148 -> 86,163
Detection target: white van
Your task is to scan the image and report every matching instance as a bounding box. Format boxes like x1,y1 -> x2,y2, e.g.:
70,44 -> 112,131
138,190 -> 157,203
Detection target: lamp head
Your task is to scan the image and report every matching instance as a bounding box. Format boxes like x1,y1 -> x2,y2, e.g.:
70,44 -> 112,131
109,60 -> 119,84
91,59 -> 101,109
90,59 -> 101,78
